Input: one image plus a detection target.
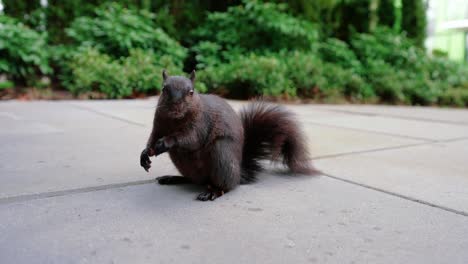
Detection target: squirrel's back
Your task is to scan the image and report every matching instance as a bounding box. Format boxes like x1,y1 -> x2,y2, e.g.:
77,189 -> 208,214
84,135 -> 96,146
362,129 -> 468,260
199,94 -> 244,142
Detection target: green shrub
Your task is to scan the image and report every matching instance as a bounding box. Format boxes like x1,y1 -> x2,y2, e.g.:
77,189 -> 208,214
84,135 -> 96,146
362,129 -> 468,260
122,49 -> 181,94
198,50 -> 374,101
438,89 -> 468,107
192,0 -> 318,67
0,80 -> 14,90
282,51 -> 374,101
319,38 -> 363,74
281,51 -> 326,97
426,57 -> 468,89
0,15 -> 51,85
365,60 -> 406,103
364,60 -> 442,105
66,3 -> 186,65
65,47 -> 130,98
192,41 -> 223,69
65,48 -> 185,98
351,27 -> 425,72
322,63 -> 375,101
199,53 -> 294,97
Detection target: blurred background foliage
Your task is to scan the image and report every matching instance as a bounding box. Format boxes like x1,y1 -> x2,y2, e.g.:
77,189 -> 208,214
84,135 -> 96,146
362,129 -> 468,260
0,0 -> 467,106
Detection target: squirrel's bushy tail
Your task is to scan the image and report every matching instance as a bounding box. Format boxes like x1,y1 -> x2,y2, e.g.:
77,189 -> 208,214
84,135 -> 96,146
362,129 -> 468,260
240,102 -> 317,183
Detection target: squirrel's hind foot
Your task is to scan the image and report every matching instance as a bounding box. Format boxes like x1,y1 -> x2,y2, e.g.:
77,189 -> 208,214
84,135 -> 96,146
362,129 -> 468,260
196,188 -> 225,201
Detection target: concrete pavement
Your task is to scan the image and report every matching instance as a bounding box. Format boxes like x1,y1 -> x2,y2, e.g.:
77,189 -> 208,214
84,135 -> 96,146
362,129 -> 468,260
1,98 -> 468,264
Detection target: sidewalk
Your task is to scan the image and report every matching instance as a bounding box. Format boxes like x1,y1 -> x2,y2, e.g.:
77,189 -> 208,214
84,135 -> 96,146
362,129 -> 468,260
1,99 -> 467,264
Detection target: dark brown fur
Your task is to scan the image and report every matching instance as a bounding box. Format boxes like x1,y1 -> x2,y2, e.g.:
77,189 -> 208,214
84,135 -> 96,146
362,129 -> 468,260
140,70 -> 316,201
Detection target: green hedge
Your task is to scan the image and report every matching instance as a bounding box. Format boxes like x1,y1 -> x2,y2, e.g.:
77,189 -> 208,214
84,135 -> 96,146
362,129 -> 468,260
1,1 -> 468,107
0,16 -> 51,86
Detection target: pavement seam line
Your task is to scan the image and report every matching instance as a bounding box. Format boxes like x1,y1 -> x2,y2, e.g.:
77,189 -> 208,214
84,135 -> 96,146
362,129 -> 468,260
312,142 -> 435,160
69,103 -> 146,127
318,108 -> 468,126
304,121 -> 444,141
321,172 -> 468,217
3,137 -> 467,205
4,172 -> 467,218
0,179 -> 156,205
312,136 -> 468,160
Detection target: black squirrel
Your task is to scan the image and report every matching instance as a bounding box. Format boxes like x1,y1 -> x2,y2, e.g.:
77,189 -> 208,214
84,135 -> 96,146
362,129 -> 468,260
140,70 -> 317,201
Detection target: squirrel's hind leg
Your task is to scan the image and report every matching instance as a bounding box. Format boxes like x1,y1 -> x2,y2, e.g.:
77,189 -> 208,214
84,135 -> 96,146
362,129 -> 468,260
157,175 -> 191,185
196,140 -> 241,201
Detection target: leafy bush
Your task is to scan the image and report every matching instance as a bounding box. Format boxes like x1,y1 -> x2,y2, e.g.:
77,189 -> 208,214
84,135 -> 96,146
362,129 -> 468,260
281,52 -> 326,97
192,0 -> 318,68
0,80 -> 14,90
319,38 -> 363,74
66,3 -> 186,65
348,27 -> 468,106
199,53 -> 293,97
199,51 -> 374,101
64,48 -> 184,98
122,49 -> 182,94
351,27 -> 426,72
426,57 -> 468,89
65,47 -> 130,98
365,61 -> 406,103
364,60 -> 443,105
0,15 -> 50,85
438,89 -> 468,107
283,51 -> 374,101
321,63 -> 375,101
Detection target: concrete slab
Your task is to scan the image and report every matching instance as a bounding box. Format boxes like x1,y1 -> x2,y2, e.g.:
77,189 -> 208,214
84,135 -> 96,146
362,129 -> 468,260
69,99 -> 343,127
315,139 -> 468,214
69,99 -> 154,126
304,125 -> 422,158
0,127 -> 177,199
0,101 -> 137,130
301,114 -> 468,141
311,104 -> 468,124
71,99 -> 421,159
1,176 -> 467,264
0,102 -> 175,199
1,100 -> 424,199
2,100 -> 468,263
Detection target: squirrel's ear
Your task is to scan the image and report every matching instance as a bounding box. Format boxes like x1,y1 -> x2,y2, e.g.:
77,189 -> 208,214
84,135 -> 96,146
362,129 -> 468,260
189,70 -> 196,83
162,69 -> 168,81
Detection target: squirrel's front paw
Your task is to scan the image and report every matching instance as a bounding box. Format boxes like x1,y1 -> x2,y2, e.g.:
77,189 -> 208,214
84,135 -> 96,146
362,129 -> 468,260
140,148 -> 152,172
154,138 -> 171,155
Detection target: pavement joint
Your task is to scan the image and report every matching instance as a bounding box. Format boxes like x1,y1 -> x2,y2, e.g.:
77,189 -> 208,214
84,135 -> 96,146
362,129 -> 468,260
3,102 -> 467,219
318,108 -> 468,126
68,102 -> 461,143
69,103 -> 146,127
312,141 -> 435,160
2,134 -> 466,207
304,121 -> 435,141
0,179 -> 156,206
313,136 -> 468,161
321,172 -> 468,217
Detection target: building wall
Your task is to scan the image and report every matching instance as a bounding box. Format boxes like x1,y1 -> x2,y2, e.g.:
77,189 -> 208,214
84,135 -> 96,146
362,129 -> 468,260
427,0 -> 468,62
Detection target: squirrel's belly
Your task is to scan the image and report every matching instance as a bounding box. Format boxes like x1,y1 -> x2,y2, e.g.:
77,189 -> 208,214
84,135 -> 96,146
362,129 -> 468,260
169,149 -> 210,184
